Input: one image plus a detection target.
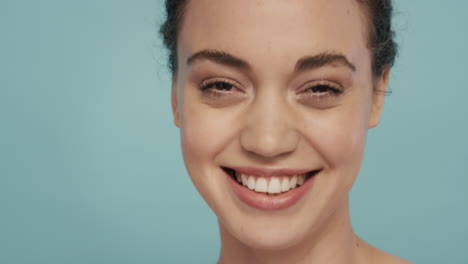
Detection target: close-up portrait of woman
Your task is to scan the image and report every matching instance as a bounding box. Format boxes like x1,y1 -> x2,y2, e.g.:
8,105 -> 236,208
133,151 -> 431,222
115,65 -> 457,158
2,0 -> 467,263
160,0 -> 407,263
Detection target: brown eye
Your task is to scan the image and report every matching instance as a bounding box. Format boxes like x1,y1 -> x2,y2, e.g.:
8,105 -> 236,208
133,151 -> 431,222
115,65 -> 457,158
215,81 -> 234,91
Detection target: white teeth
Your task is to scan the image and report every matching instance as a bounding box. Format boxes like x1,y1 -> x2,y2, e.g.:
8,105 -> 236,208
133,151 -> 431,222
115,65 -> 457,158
281,177 -> 290,192
255,178 -> 268,193
241,174 -> 248,186
290,175 -> 298,188
234,172 -> 310,194
247,176 -> 256,190
267,177 -> 281,194
297,174 -> 305,186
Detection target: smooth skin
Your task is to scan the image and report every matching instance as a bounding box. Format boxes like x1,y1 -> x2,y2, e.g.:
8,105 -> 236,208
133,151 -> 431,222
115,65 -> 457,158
171,0 -> 411,263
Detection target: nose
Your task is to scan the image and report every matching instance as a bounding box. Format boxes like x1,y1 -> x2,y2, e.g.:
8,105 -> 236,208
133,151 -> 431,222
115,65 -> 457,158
240,93 -> 300,159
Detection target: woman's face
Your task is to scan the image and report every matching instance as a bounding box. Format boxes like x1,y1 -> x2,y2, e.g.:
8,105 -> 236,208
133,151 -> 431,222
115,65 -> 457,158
172,0 -> 388,250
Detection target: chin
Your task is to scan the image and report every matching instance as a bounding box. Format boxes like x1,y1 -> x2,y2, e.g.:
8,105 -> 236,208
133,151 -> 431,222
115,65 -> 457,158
218,218 -> 300,251
215,195 -> 325,252
238,226 -> 305,251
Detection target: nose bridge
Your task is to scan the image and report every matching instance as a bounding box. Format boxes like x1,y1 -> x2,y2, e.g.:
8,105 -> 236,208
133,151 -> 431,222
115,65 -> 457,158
240,88 -> 299,158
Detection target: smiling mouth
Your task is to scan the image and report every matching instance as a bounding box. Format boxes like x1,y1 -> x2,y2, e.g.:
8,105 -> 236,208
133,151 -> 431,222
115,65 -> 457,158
223,167 -> 320,195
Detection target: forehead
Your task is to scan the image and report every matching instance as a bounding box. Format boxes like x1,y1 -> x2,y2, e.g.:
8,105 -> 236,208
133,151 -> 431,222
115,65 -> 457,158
178,0 -> 370,73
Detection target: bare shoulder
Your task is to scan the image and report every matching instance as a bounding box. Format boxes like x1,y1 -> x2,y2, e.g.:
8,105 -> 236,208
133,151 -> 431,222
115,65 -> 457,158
374,248 -> 413,264
356,237 -> 412,264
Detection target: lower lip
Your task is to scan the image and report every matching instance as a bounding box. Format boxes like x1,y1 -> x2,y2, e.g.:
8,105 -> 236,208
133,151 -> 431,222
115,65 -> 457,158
226,171 -> 317,211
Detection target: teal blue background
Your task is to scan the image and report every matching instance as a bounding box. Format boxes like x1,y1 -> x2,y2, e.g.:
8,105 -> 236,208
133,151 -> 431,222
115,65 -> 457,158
1,0 -> 467,263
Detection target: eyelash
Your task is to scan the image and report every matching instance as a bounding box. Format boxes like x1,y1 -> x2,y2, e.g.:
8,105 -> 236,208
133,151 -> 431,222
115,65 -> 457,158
299,81 -> 343,100
199,79 -> 239,97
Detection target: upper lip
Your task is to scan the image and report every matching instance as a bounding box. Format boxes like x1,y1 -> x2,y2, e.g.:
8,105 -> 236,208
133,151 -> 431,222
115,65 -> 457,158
226,166 -> 318,177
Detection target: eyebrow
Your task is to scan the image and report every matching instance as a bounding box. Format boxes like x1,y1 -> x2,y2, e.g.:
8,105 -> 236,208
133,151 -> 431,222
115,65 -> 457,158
186,49 -> 356,72
295,52 -> 356,72
187,50 -> 252,71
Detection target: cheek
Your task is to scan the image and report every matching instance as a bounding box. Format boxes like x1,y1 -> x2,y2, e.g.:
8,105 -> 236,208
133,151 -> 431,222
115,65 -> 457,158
178,99 -> 228,209
304,102 -> 370,171
181,108 -> 229,162
296,102 -> 371,218
328,111 -> 367,166
178,94 -> 249,215
179,94 -> 241,178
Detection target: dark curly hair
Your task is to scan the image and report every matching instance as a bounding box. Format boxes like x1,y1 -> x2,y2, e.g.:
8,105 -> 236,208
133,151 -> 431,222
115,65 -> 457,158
159,0 -> 397,77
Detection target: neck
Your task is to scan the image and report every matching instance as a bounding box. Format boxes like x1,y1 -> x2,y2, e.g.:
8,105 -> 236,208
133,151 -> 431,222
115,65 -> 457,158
217,196 -> 370,264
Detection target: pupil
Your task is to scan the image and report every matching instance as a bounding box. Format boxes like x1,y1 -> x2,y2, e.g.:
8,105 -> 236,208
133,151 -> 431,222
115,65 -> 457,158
313,85 -> 327,93
219,83 -> 231,90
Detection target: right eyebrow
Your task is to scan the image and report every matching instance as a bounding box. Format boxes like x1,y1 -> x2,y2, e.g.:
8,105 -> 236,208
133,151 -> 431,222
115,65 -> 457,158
186,49 -> 252,71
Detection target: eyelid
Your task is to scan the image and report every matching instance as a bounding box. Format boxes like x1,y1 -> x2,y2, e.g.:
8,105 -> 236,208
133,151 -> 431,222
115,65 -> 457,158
297,80 -> 344,94
200,77 -> 243,91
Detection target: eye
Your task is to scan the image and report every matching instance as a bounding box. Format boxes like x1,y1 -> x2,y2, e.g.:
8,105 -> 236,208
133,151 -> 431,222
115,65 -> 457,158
302,82 -> 343,95
200,79 -> 237,92
296,80 -> 344,108
198,78 -> 247,105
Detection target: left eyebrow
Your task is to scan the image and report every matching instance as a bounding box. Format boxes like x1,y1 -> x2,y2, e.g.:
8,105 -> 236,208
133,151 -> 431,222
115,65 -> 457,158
294,52 -> 357,72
